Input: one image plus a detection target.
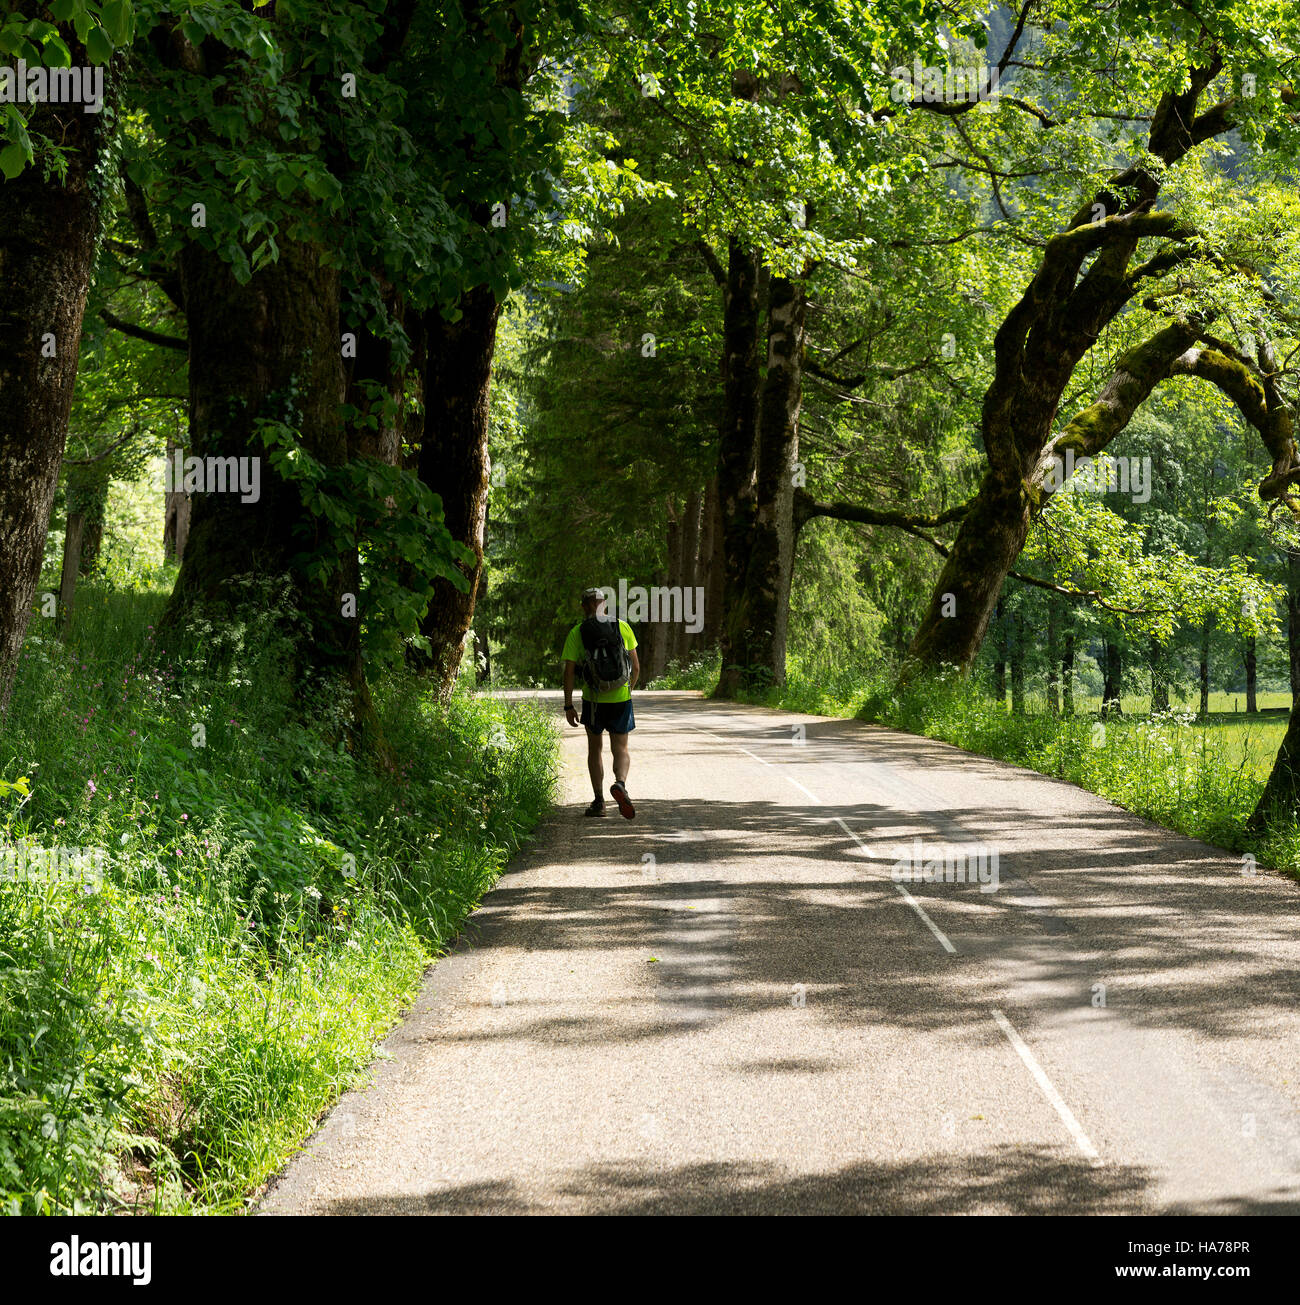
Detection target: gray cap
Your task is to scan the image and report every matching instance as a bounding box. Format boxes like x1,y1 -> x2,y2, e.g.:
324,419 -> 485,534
580,586 -> 606,600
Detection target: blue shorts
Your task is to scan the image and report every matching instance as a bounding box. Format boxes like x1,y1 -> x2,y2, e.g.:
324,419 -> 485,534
580,698 -> 635,734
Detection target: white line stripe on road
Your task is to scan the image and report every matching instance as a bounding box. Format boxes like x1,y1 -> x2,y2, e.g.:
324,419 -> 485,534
785,776 -> 822,804
697,723 -> 1096,1164
890,881 -> 958,954
715,738 -> 954,953
990,1007 -> 1101,1163
832,818 -> 956,954
832,815 -> 870,852
694,729 -> 774,769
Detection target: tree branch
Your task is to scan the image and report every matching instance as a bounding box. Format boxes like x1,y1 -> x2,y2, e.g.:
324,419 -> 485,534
99,309 -> 188,352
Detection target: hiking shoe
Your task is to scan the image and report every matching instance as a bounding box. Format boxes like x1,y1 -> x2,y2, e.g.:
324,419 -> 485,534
584,798 -> 607,817
610,782 -> 636,820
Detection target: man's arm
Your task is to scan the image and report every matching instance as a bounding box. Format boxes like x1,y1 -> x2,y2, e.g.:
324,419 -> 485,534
562,661 -> 580,726
628,647 -> 640,691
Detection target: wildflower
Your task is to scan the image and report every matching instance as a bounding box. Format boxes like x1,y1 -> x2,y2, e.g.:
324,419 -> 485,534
86,780 -> 96,795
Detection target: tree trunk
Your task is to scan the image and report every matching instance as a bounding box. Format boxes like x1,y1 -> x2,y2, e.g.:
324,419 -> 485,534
993,600 -> 1007,704
1010,607 -> 1025,714
1199,622 -> 1211,716
1253,547 -> 1300,828
674,487 -> 702,663
473,624 -> 491,685
646,498 -> 678,682
162,239 -> 377,742
344,281 -> 407,470
736,273 -> 806,689
1150,638 -> 1170,713
904,313 -> 1202,677
701,476 -> 724,649
75,481 -> 108,575
1062,632 -> 1075,716
1101,640 -> 1124,717
905,473 -> 1033,676
712,239 -> 764,697
163,441 -> 192,563
415,285 -> 500,699
1045,604 -> 1060,714
0,81 -> 110,709
1244,636 -> 1258,714
58,513 -> 86,641
1289,547 -> 1300,700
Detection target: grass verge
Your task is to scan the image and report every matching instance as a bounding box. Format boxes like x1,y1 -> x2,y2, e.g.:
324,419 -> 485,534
0,580 -> 557,1213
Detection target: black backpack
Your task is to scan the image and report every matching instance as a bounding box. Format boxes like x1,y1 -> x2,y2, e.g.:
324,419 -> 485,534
579,615 -> 630,693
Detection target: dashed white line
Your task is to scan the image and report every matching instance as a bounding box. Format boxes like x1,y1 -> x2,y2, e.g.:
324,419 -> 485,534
832,817 -> 957,953
990,1007 -> 1101,1163
889,879 -> 958,954
832,815 -> 870,853
691,729 -> 1097,1164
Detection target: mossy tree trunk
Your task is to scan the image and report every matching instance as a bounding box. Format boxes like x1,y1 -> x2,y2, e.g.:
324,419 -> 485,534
162,239 -> 382,747
905,317 -> 1201,675
904,70 -> 1242,675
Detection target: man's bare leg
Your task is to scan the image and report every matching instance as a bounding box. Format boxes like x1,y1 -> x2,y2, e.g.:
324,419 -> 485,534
586,728 -> 605,800
610,731 -> 630,786
609,732 -> 635,818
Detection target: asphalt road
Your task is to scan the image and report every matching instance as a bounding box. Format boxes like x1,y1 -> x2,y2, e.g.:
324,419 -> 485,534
259,691 -> 1300,1214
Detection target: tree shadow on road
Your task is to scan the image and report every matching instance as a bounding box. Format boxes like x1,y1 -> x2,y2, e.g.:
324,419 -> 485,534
316,1143 -> 1160,1214
467,784 -> 1300,1052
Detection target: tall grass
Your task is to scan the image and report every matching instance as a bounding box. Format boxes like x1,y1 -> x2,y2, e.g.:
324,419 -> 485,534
0,581 -> 558,1213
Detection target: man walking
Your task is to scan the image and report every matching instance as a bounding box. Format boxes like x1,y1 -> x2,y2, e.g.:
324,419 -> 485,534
562,586 -> 640,818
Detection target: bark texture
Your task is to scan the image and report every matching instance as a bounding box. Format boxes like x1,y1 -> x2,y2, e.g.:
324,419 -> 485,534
415,284 -> 500,698
1251,548 -> 1300,829
0,87 -> 109,708
713,238 -> 764,697
162,240 -> 373,737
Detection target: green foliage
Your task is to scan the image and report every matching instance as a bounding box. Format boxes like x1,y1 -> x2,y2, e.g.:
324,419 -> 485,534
255,415 -> 473,661
1027,484 -> 1282,644
0,0 -> 132,180
0,581 -> 557,1212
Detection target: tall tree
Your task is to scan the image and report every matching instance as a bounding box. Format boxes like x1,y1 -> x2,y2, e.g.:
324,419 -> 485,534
0,4 -> 125,708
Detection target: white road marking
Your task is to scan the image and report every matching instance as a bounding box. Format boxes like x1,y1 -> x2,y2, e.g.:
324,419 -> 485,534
690,723 -> 1097,1166
990,1007 -> 1101,1163
832,815 -> 870,853
832,818 -> 956,953
889,880 -> 958,954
